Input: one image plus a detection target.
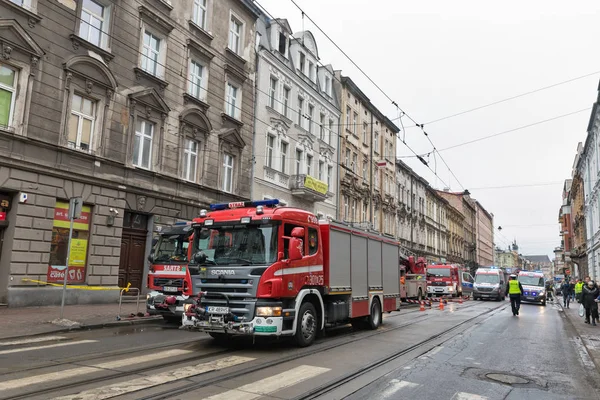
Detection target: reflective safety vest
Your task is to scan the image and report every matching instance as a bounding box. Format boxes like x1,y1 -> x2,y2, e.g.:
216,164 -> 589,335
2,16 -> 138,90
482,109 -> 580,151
508,280 -> 521,295
575,282 -> 584,294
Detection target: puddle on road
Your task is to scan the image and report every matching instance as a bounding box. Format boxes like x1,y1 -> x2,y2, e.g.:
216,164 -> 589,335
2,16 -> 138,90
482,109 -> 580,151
486,373 -> 529,384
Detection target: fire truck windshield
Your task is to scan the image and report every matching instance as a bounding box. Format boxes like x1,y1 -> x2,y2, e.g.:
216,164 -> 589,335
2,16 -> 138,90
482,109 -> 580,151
195,223 -> 278,266
153,234 -> 189,263
427,268 -> 451,278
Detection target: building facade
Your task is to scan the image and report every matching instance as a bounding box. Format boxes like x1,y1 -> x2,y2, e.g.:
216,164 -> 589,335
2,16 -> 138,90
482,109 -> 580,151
437,190 -> 477,271
474,200 -> 494,266
570,142 -> 588,278
334,74 -> 399,234
446,202 -> 465,264
579,84 -> 600,281
252,16 -> 339,218
559,179 -> 574,276
395,159 -> 428,257
0,0 -> 259,306
495,247 -> 517,269
424,187 -> 448,263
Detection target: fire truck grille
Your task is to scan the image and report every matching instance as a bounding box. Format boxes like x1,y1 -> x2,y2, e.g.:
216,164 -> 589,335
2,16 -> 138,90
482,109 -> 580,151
154,278 -> 184,287
429,282 -> 447,286
197,280 -> 257,320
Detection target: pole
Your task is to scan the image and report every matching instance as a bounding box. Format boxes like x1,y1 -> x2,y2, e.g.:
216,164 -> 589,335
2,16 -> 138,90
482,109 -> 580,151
60,208 -> 76,319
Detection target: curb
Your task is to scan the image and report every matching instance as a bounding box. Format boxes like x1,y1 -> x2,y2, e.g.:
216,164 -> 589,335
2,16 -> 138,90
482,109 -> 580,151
557,297 -> 600,371
0,316 -> 164,341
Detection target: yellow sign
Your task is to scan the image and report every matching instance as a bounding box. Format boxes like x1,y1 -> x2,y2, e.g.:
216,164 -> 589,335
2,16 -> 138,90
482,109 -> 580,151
304,175 -> 328,195
69,239 -> 88,266
53,201 -> 92,231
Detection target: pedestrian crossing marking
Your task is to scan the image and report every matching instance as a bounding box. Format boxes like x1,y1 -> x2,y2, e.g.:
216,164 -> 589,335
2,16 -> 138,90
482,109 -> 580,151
380,379 -> 420,398
200,365 -> 331,400
0,349 -> 193,391
51,356 -> 255,400
452,392 -> 488,400
0,340 -> 97,356
0,335 -> 67,347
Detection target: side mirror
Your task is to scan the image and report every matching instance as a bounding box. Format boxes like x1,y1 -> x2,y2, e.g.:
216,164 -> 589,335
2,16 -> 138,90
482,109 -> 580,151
147,254 -> 154,263
289,237 -> 304,261
194,251 -> 207,264
291,227 -> 305,238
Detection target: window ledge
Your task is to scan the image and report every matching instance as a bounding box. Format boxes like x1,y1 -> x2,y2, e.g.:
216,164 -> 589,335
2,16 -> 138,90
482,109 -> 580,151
221,112 -> 244,127
69,34 -> 114,62
134,67 -> 169,89
0,0 -> 41,26
225,48 -> 247,65
183,93 -> 210,112
188,20 -> 214,43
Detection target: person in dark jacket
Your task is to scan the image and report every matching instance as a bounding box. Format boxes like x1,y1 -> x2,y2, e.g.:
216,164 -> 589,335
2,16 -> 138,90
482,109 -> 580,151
561,279 -> 572,308
581,281 -> 600,326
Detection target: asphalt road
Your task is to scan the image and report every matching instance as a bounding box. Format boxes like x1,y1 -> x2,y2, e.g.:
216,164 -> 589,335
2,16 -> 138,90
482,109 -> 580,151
0,299 -> 597,400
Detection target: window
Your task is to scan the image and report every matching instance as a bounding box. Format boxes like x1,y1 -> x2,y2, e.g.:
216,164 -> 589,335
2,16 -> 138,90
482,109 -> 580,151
79,0 -> 108,48
345,148 -> 350,166
385,140 -> 389,158
266,134 -> 275,168
282,87 -> 290,118
278,31 -> 287,55
374,207 -> 379,229
327,166 -> 332,187
352,199 -> 357,222
0,64 -> 17,128
133,118 -> 154,169
228,14 -> 242,54
295,149 -> 303,175
222,153 -> 234,192
308,61 -> 315,81
343,195 -> 349,220
362,202 -> 367,222
68,94 -> 95,151
225,82 -> 240,119
352,153 -> 357,174
328,119 -> 334,144
269,76 -> 278,109
141,30 -> 161,77
353,112 -> 358,135
308,104 -> 314,133
374,132 -> 379,153
318,161 -> 324,180
363,122 -> 368,144
325,76 -> 331,96
306,154 -> 312,176
362,161 -> 368,179
193,0 -> 207,30
297,96 -> 304,126
299,52 -> 305,74
374,170 -> 379,188
319,113 -> 325,140
183,139 -> 198,181
189,60 -> 206,100
345,106 -> 350,130
280,141 -> 288,173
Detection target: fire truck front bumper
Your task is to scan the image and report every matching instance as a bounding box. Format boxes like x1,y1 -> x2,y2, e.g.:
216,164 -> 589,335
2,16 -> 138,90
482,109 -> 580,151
427,286 -> 454,296
146,291 -> 188,317
181,311 -> 284,336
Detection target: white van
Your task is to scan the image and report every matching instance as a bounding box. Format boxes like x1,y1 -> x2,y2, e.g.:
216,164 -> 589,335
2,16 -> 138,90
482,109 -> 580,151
473,268 -> 506,301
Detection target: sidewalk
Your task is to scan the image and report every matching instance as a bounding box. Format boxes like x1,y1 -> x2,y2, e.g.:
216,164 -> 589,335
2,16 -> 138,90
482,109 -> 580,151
556,295 -> 600,370
0,302 -> 162,340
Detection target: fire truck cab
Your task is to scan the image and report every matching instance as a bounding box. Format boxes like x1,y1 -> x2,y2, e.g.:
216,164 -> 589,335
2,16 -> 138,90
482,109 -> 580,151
426,264 -> 465,297
181,200 -> 402,347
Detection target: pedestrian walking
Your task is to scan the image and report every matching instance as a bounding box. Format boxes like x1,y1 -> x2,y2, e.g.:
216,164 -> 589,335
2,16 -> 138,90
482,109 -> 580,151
581,281 -> 600,326
575,279 -> 584,303
562,279 -> 572,308
545,279 -> 554,302
570,280 -> 576,302
508,274 -> 524,316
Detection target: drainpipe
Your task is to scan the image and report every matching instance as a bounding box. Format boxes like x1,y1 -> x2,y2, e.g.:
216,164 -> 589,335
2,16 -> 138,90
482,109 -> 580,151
250,42 -> 261,200
336,114 -> 341,221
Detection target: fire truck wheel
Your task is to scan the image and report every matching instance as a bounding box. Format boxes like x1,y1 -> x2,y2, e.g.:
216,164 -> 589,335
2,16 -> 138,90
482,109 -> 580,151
294,302 -> 317,347
417,289 -> 423,302
367,298 -> 382,330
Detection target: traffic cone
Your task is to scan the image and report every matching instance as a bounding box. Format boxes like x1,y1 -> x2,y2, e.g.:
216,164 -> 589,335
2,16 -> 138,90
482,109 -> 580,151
439,299 -> 444,310
420,301 -> 425,311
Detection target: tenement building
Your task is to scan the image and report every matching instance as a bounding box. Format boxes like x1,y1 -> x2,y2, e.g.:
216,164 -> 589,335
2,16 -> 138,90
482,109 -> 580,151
395,159 -> 428,257
252,13 -> 340,218
0,0 -> 259,306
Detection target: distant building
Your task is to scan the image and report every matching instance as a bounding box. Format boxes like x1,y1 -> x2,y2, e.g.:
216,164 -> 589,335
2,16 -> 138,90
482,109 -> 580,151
570,142 -> 588,278
474,201 -> 494,267
523,255 -> 552,277
437,190 -> 477,272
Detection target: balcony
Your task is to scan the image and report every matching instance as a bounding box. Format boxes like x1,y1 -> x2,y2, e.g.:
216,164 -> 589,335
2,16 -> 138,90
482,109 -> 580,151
290,174 -> 330,202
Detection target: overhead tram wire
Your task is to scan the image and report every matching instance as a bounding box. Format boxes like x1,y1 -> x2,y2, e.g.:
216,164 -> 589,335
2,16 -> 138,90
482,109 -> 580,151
284,0 -> 464,191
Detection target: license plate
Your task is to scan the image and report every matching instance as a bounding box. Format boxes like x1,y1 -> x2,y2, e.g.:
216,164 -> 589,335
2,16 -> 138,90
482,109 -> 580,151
481,294 -> 489,297
525,297 -> 534,300
207,306 -> 230,314
163,286 -> 179,292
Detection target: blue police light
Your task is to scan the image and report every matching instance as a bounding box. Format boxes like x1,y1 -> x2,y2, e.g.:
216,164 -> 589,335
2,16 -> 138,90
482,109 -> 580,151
210,199 -> 280,211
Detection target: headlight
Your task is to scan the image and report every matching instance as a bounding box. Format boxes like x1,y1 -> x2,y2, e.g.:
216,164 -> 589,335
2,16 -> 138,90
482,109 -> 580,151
184,303 -> 194,312
256,306 -> 282,317
447,287 -> 454,292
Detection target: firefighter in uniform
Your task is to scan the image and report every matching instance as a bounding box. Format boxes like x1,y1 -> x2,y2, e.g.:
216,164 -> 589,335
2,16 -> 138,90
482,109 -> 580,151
508,274 -> 524,316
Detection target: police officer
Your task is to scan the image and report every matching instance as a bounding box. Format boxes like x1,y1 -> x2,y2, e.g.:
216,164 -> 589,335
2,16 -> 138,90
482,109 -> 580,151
508,274 -> 524,316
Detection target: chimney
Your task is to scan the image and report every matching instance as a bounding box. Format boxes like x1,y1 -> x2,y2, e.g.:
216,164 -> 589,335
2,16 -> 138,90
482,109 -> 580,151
443,187 -> 450,192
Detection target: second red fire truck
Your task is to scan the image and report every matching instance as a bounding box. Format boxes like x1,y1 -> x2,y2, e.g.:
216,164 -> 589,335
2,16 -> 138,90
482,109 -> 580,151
181,200 -> 402,346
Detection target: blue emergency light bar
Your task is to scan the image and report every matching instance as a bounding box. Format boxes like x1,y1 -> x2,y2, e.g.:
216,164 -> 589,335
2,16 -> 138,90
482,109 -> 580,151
209,199 -> 280,211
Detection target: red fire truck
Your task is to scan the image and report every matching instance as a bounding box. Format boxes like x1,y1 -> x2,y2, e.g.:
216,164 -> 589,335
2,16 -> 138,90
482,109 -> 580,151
400,256 -> 427,301
181,200 -> 402,347
146,223 -> 194,322
426,264 -> 463,297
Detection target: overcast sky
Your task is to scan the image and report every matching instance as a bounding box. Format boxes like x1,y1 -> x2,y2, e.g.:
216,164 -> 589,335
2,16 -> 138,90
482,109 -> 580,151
256,0 -> 600,259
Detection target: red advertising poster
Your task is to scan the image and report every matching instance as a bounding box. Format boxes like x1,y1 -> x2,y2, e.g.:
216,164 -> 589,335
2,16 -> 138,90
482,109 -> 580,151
47,266 -> 86,283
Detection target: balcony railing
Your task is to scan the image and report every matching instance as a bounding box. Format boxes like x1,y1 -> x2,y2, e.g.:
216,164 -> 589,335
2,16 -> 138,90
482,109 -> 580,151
290,174 -> 330,202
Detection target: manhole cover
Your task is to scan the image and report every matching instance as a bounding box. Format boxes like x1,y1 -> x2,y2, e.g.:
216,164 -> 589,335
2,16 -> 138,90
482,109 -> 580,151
486,373 -> 529,384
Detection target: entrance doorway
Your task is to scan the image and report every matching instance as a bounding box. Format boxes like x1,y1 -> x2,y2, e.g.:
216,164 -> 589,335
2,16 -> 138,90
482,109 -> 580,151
119,212 -> 149,291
